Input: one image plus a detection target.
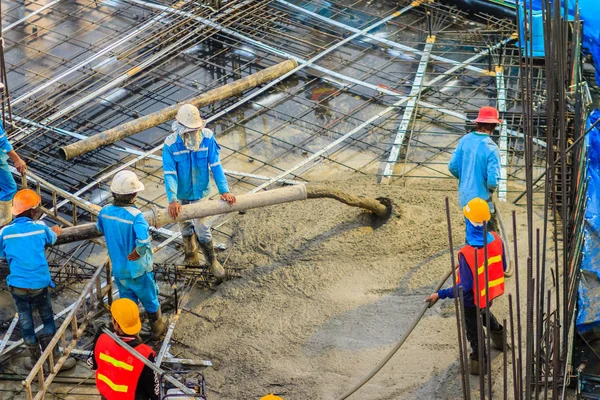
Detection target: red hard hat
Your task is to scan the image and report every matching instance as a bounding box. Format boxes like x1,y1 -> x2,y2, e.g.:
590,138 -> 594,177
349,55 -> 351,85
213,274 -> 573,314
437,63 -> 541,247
474,106 -> 501,124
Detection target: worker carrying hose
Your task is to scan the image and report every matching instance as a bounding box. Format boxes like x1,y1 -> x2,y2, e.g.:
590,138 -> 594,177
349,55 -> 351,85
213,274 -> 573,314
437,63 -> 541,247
425,198 -> 507,375
0,189 -> 75,371
0,119 -> 27,226
448,106 -> 501,232
88,298 -> 159,400
162,104 -> 236,279
97,170 -> 166,339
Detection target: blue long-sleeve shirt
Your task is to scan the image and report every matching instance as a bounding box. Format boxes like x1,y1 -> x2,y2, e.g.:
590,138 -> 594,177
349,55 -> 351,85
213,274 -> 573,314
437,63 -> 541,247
438,236 -> 507,308
0,217 -> 56,289
162,129 -> 229,203
448,131 -> 501,212
96,205 -> 153,280
0,122 -> 14,155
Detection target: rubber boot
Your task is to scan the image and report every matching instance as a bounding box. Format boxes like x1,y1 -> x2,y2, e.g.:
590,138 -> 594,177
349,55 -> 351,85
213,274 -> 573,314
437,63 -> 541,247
470,358 -> 487,375
0,200 -> 12,227
24,343 -> 42,370
490,327 -> 506,351
182,235 -> 202,266
199,239 -> 225,280
39,335 -> 76,371
148,307 -> 167,340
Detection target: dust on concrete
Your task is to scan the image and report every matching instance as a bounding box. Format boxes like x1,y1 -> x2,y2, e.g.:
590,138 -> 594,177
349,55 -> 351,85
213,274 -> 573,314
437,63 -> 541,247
173,175 -> 477,399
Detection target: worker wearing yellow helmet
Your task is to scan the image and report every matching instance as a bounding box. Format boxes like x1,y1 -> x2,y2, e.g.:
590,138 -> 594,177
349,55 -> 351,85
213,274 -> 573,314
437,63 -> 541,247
425,198 -> 507,375
88,298 -> 160,400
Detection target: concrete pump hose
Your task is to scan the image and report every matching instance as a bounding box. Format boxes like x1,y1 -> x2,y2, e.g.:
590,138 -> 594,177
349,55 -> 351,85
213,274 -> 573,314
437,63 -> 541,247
335,267 -> 452,400
494,200 -> 514,278
305,186 -> 391,218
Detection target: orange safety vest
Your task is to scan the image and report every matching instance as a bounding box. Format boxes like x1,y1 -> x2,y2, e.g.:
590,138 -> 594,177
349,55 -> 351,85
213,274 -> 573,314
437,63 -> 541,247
94,333 -> 155,400
457,232 -> 505,309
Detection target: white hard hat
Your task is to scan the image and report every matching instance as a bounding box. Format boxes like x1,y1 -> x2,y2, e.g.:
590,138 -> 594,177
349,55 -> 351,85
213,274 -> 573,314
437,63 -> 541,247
176,104 -> 205,130
110,170 -> 145,195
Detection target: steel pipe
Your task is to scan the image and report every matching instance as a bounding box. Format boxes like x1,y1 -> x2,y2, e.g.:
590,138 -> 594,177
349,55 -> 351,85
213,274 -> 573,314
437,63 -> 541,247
58,59 -> 298,160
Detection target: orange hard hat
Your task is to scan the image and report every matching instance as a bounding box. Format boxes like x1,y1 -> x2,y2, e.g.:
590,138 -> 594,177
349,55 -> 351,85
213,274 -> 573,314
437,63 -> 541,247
260,395 -> 283,400
110,298 -> 142,335
463,198 -> 491,224
474,106 -> 501,124
11,189 -> 41,215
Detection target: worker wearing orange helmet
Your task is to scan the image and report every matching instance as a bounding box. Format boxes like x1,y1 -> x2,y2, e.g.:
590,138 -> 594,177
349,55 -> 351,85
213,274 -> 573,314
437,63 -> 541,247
0,189 -> 75,371
0,118 -> 27,226
425,198 -> 507,375
88,298 -> 159,400
448,106 -> 502,231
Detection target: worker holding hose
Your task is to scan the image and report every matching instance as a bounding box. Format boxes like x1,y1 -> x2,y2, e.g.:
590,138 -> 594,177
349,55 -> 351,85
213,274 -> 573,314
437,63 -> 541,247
162,104 -> 236,279
0,118 -> 27,226
425,198 -> 506,375
0,189 -> 75,371
448,106 -> 501,232
97,170 -> 166,339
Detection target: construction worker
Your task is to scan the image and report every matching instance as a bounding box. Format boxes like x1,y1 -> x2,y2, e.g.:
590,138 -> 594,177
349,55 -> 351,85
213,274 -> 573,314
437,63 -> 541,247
88,298 -> 159,400
163,104 -> 236,279
0,189 -> 75,370
448,106 -> 501,232
425,198 -> 506,375
0,120 -> 27,226
97,170 -> 166,339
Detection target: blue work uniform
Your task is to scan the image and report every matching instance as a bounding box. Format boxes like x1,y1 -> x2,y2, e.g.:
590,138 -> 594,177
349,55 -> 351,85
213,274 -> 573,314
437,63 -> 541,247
96,205 -> 159,313
0,217 -> 58,344
162,128 -> 229,243
0,122 -> 17,201
448,131 -> 501,212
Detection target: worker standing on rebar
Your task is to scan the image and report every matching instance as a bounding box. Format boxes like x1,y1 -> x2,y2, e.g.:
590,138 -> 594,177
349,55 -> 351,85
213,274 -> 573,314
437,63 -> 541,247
88,298 -> 159,400
0,120 -> 27,226
0,189 -> 75,371
448,106 -> 501,231
425,198 -> 506,375
162,104 -> 236,279
97,170 -> 166,339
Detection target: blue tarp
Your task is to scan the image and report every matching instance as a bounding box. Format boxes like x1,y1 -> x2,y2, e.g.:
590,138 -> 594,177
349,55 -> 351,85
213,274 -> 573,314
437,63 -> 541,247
576,109 -> 600,334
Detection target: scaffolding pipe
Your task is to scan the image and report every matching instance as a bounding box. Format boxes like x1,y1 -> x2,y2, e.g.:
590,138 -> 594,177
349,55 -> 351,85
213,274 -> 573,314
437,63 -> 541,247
53,185 -> 390,245
58,60 -> 298,160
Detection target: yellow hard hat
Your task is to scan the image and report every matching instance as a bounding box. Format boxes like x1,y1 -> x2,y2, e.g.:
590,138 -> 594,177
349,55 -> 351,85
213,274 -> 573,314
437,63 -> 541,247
110,298 -> 142,335
260,395 -> 283,400
463,197 -> 491,223
11,189 -> 41,215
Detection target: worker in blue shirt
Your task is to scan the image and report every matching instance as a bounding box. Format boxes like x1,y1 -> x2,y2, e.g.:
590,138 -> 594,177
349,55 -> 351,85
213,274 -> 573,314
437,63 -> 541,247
0,189 -> 75,371
97,170 -> 166,339
425,198 -> 506,375
162,104 -> 236,280
448,106 -> 501,232
0,119 -> 28,226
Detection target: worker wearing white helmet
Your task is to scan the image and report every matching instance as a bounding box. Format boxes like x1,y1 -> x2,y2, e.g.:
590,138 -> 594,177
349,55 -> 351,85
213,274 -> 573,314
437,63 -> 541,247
162,104 -> 236,279
96,170 -> 166,339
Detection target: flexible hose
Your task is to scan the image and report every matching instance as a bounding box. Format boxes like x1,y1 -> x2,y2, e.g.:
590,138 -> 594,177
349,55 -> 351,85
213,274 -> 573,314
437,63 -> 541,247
335,267 -> 453,400
494,201 -> 515,278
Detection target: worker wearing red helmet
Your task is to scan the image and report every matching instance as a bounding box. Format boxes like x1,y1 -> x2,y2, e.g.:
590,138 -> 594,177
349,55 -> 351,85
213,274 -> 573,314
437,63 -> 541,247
448,106 -> 502,231
425,198 -> 507,375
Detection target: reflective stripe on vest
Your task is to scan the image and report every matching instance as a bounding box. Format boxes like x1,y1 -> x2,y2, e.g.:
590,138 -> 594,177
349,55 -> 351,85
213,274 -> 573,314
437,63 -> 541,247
94,333 -> 155,400
458,232 -> 505,309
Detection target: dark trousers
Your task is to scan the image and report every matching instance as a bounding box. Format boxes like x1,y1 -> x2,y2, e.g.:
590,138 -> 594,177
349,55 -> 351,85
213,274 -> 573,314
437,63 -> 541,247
10,287 -> 56,345
464,305 -> 503,359
488,210 -> 500,233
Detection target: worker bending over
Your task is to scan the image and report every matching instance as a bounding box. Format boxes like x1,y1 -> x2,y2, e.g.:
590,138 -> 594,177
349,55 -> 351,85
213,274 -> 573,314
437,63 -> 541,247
0,120 -> 27,226
448,106 -> 501,231
97,170 -> 166,339
0,189 -> 75,370
89,298 -> 159,400
163,104 -> 236,279
425,198 -> 506,375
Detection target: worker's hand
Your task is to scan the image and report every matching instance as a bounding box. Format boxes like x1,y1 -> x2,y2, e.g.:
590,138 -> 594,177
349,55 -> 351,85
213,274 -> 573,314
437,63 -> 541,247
127,248 -> 141,261
51,225 -> 62,236
425,293 -> 439,308
168,201 -> 182,219
14,158 -> 27,175
221,192 -> 236,206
